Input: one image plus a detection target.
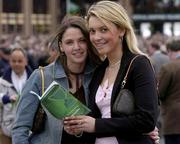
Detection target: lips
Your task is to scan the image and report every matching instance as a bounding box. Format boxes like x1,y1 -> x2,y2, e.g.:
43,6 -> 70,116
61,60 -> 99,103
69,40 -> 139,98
93,42 -> 106,50
72,51 -> 85,57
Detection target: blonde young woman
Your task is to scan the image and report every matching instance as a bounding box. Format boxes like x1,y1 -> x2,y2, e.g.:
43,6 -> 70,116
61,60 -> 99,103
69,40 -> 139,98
64,1 -> 159,144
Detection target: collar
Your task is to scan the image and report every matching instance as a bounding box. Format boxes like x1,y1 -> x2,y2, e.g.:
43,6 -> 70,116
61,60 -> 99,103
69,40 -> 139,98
12,70 -> 27,79
52,57 -> 96,79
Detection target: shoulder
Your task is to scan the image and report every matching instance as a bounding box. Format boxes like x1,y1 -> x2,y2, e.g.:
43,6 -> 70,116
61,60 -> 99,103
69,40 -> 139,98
0,78 -> 13,87
161,60 -> 180,73
27,68 -> 41,83
132,55 -> 152,67
2,67 -> 12,78
129,55 -> 155,78
122,53 -> 150,71
38,62 -> 55,77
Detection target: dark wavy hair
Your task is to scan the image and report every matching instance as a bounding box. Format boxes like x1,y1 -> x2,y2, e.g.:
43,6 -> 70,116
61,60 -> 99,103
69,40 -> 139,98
54,15 -> 101,73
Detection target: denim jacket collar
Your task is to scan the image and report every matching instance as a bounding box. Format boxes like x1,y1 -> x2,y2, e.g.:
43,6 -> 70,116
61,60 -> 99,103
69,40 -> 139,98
53,58 -> 96,79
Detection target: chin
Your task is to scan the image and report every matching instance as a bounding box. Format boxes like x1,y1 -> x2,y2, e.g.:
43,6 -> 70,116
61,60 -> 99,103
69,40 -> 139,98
97,50 -> 106,56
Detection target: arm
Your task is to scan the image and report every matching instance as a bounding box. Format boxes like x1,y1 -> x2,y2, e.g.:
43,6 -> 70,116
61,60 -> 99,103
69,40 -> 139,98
12,69 -> 41,144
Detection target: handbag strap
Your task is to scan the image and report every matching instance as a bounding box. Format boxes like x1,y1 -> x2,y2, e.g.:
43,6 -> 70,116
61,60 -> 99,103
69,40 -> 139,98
121,55 -> 140,89
39,66 -> 45,95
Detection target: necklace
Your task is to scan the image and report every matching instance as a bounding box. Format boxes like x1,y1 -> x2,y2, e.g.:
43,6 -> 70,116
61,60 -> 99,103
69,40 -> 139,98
108,59 -> 121,68
68,67 -> 84,75
69,70 -> 84,75
68,69 -> 84,89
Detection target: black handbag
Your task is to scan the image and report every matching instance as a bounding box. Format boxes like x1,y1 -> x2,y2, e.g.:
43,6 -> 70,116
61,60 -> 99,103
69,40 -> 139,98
31,67 -> 46,133
113,55 -> 139,115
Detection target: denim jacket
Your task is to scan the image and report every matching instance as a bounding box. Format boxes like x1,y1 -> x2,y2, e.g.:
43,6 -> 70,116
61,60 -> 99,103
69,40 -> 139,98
12,58 -> 96,144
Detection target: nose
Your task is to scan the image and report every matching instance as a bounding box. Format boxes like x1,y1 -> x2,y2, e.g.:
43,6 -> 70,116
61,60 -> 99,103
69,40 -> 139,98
91,32 -> 102,41
73,42 -> 80,50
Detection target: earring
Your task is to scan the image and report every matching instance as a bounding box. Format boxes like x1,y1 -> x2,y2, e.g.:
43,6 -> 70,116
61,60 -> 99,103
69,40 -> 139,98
119,36 -> 123,43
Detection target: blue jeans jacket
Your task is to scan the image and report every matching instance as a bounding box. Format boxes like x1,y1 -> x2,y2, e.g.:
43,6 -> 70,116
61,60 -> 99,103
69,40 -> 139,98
12,58 -> 96,144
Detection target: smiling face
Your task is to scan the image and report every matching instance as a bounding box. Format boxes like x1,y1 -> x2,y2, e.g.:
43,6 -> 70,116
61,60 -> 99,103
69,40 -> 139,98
60,27 -> 88,67
88,16 -> 124,56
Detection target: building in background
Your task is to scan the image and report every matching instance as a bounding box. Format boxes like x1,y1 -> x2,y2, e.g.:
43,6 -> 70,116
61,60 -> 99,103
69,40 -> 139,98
0,0 -> 59,36
132,0 -> 180,37
3,0 -> 179,38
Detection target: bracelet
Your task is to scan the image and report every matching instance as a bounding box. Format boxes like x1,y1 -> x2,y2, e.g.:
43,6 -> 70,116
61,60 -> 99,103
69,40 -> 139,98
75,131 -> 83,138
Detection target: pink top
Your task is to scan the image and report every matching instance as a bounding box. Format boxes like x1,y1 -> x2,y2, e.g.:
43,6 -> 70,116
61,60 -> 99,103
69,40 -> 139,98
95,80 -> 118,144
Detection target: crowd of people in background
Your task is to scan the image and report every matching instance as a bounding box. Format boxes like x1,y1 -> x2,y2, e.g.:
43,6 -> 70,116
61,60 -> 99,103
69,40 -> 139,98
0,4 -> 180,143
0,31 -> 177,73
0,34 -> 172,67
0,33 -> 59,144
0,33 -> 59,75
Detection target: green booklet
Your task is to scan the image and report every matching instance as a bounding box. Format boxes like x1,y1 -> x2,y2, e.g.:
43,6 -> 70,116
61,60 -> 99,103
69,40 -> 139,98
30,81 -> 91,119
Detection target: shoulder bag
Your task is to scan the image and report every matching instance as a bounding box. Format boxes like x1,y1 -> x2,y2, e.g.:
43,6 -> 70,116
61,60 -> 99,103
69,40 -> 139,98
31,66 -> 46,133
113,55 -> 139,115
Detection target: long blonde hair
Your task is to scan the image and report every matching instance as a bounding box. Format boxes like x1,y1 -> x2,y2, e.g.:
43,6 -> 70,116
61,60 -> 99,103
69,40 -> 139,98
86,0 -> 144,55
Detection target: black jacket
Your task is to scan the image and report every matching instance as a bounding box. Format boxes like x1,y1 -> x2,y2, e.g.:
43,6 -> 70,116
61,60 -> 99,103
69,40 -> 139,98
88,50 -> 159,144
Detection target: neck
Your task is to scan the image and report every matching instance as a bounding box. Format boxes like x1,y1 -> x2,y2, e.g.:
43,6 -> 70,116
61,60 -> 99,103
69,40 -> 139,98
14,71 -> 24,78
107,45 -> 123,68
69,69 -> 84,75
108,59 -> 121,68
67,63 -> 85,75
108,53 -> 122,68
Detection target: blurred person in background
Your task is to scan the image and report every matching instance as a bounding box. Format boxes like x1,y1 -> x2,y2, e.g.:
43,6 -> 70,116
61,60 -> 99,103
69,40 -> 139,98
47,37 -> 59,64
0,47 -> 11,76
158,39 -> 180,144
147,42 -> 170,140
37,38 -> 59,67
147,42 -> 169,77
0,77 -> 17,144
2,47 -> 32,95
0,47 -> 32,144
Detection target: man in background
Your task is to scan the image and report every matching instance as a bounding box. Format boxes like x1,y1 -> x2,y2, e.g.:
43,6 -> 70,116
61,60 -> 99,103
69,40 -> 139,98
2,47 -> 32,95
158,39 -> 180,144
0,47 -> 32,144
147,42 -> 169,77
0,78 -> 17,144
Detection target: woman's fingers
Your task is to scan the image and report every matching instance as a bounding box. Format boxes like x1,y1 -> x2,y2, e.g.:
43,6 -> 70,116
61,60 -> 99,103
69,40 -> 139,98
63,116 -> 95,133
